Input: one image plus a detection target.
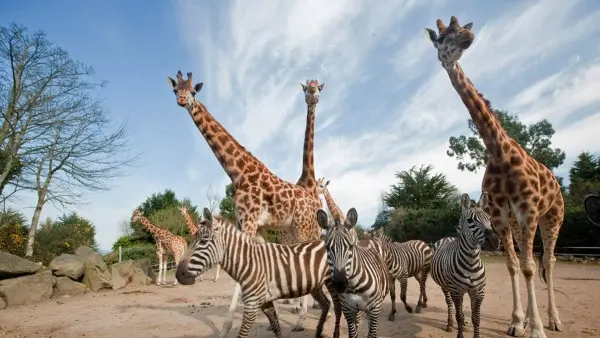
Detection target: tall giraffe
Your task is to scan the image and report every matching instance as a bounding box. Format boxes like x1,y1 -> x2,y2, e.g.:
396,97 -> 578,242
178,206 -> 220,282
296,79 -> 324,197
132,210 -> 187,286
425,16 -> 563,338
168,71 -> 322,336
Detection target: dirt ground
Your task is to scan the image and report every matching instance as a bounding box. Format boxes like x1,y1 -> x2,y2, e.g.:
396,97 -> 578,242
1,257 -> 600,338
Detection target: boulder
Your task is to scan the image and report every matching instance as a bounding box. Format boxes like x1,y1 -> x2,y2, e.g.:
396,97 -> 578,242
111,260 -> 153,290
75,247 -> 112,291
0,251 -> 42,279
0,269 -> 53,308
52,276 -> 87,297
49,254 -> 85,280
133,259 -> 157,283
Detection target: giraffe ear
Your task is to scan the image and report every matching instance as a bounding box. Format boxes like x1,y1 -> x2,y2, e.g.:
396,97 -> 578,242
463,22 -> 473,31
316,209 -> 330,230
461,193 -> 471,210
318,83 -> 324,91
194,82 -> 204,93
202,207 -> 213,226
300,83 -> 307,91
325,180 -> 330,186
425,28 -> 438,43
168,77 -> 177,89
344,208 -> 358,230
478,192 -> 489,209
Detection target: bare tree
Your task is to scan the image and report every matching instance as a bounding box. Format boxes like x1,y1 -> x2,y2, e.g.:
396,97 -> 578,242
118,217 -> 133,236
0,23 -> 104,202
205,183 -> 221,214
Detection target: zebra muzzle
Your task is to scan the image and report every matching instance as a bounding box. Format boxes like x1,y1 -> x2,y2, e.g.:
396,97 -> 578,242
175,259 -> 197,286
332,269 -> 349,293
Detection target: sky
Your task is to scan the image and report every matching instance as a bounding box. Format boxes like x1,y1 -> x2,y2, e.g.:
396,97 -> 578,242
2,0 -> 600,251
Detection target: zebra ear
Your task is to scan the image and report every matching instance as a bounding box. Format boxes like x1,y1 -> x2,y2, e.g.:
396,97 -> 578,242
344,208 -> 358,230
478,192 -> 489,208
316,209 -> 330,229
460,193 -> 471,210
203,207 -> 213,226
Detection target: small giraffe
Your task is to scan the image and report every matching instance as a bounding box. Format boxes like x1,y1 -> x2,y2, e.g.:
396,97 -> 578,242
296,79 -> 324,198
425,16 -> 564,338
178,205 -> 220,282
317,177 -> 345,222
168,71 -> 323,335
132,209 -> 187,286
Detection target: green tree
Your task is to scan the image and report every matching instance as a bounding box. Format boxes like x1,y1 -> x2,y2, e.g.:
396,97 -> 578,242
447,110 -> 566,172
384,164 -> 458,209
219,183 -> 236,222
568,152 -> 600,204
0,208 -> 28,255
131,189 -> 180,239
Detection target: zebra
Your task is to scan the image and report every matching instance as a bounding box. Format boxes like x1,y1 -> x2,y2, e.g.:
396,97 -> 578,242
317,207 -> 389,338
367,228 -> 432,320
430,192 -> 500,338
175,207 -> 339,338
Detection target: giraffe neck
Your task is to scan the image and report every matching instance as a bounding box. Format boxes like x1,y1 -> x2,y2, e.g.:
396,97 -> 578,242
187,100 -> 270,186
445,63 -> 511,161
323,189 -> 345,222
296,103 -> 317,194
181,211 -> 198,236
139,218 -> 167,241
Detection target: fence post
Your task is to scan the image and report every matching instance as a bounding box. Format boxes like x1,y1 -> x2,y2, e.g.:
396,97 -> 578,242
118,246 -> 122,263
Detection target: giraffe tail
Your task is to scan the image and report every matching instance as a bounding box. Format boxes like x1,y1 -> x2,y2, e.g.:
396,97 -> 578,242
537,237 -> 547,284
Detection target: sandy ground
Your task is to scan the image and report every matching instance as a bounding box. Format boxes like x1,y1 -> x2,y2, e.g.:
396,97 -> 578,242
1,257 -> 600,338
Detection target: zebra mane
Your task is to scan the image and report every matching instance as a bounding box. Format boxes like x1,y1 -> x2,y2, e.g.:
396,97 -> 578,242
206,215 -> 263,246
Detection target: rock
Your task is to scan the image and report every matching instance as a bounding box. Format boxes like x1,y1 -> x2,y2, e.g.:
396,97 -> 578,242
0,296 -> 5,309
0,251 -> 42,279
49,254 -> 85,280
75,246 -> 112,292
0,269 -> 53,307
111,260 -> 153,290
133,259 -> 157,283
52,276 -> 87,297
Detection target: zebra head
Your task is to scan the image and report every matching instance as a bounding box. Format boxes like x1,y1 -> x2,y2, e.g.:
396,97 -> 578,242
176,207 -> 223,285
459,192 -> 500,251
317,207 -> 359,293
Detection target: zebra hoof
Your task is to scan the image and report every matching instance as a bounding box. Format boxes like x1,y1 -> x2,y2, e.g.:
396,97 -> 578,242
266,326 -> 273,332
446,325 -> 453,332
291,326 -> 305,332
312,303 -> 321,309
415,307 -> 422,314
388,313 -> 395,321
405,306 -> 413,314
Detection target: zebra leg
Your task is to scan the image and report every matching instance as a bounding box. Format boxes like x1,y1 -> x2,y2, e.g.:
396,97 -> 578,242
416,269 -> 429,311
400,276 -> 413,313
388,276 -> 397,321
450,292 -> 465,338
469,288 -> 485,338
343,307 -> 360,338
219,283 -> 242,338
261,301 -> 282,338
237,304 -> 260,338
312,293 -> 322,309
291,295 -> 309,332
366,305 -> 382,338
330,290 -> 343,338
213,263 -> 220,282
311,288 -> 331,338
442,289 -> 454,332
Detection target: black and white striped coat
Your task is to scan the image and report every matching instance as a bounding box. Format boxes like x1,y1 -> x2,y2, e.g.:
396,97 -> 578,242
318,208 -> 389,338
175,208 -> 339,338
367,229 -> 432,320
430,192 -> 500,338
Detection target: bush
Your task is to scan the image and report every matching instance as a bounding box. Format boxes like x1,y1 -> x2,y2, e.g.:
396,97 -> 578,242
104,244 -> 159,266
386,204 -> 460,245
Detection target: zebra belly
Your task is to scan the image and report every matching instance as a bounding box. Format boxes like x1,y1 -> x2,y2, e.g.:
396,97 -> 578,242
340,293 -> 371,311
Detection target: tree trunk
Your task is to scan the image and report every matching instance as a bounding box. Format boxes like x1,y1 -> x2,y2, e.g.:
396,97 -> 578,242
25,190 -> 47,257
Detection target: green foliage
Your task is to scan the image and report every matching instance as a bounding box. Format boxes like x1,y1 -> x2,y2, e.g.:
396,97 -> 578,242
33,212 -> 98,265
384,164 -> 457,209
148,206 -> 192,238
372,209 -> 392,230
385,203 -> 460,244
568,152 -> 600,203
219,183 -> 236,222
0,208 -> 28,255
111,234 -> 148,251
103,243 -> 158,266
0,149 -> 23,191
447,110 -> 566,172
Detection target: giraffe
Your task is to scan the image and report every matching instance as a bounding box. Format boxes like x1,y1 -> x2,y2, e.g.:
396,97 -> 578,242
425,16 -> 564,338
317,177 -> 346,222
178,205 -> 220,282
132,209 -> 187,286
168,71 -> 323,336
296,79 -> 324,196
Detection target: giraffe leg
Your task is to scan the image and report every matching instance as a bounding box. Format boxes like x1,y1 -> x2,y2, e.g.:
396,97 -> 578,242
539,205 -> 563,332
213,263 -> 220,282
516,210 -> 546,338
161,255 -> 168,285
156,253 -> 163,286
219,282 -> 242,338
172,253 -> 181,286
291,295 -> 309,332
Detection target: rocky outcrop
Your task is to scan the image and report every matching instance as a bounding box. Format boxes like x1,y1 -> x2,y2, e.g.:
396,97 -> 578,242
75,246 -> 112,292
0,251 -> 42,279
0,269 -> 53,307
111,260 -> 154,290
52,276 -> 87,297
49,254 -> 85,280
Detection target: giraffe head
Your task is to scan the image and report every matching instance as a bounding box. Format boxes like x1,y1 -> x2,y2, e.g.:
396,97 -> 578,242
425,16 -> 474,69
301,79 -> 324,105
168,70 -> 204,108
132,209 -> 143,223
316,177 -> 330,195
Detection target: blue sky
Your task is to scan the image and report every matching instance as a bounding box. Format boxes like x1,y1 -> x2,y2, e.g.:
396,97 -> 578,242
2,0 -> 600,251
